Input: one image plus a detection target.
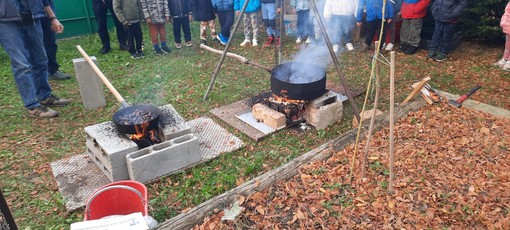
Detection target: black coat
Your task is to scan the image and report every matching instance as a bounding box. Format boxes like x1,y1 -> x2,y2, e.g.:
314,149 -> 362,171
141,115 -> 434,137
431,0 -> 468,22
168,0 -> 192,18
190,0 -> 216,21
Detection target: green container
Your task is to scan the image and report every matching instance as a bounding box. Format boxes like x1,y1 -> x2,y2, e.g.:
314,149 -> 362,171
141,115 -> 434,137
54,0 -> 116,39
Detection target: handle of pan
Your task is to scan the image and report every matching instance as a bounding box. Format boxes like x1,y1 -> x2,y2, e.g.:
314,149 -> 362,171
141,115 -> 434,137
76,45 -> 129,108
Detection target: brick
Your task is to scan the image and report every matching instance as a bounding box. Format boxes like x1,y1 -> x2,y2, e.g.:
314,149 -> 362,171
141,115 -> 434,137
252,103 -> 286,129
352,108 -> 383,128
305,100 -> 343,130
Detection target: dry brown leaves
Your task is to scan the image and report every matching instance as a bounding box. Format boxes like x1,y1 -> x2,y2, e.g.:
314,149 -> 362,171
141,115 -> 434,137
195,103 -> 510,229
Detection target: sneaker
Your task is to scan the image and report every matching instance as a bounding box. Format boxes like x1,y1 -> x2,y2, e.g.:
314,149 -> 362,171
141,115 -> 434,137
40,94 -> 71,107
154,46 -> 163,56
398,44 -> 408,52
296,36 -> 302,44
252,39 -> 258,46
433,53 -> 447,62
240,39 -> 250,47
404,46 -> 418,55
100,47 -> 111,54
263,36 -> 274,47
212,36 -> 220,43
427,51 -> 436,59
217,34 -> 228,45
345,43 -> 354,51
200,39 -> 207,45
502,61 -> 510,71
119,44 -> 129,51
175,43 -> 182,49
27,105 -> 58,118
130,52 -> 140,59
385,43 -> 394,51
333,44 -> 339,53
48,71 -> 71,80
305,37 -> 312,44
275,36 -> 280,46
494,58 -> 506,67
186,41 -> 193,47
137,51 -> 145,58
161,45 -> 171,53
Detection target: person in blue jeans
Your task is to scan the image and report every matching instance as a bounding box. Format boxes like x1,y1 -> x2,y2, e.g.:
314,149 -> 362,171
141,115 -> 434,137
261,0 -> 281,47
427,0 -> 467,62
212,0 -> 235,45
0,0 -> 71,118
291,0 -> 312,44
324,0 -> 357,52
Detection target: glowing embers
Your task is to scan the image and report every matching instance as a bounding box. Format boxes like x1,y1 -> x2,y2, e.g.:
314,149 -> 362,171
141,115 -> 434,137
128,122 -> 164,149
267,92 -> 306,126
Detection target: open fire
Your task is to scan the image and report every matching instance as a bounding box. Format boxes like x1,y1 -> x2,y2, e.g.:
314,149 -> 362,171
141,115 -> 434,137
266,90 -> 307,126
128,122 -> 164,149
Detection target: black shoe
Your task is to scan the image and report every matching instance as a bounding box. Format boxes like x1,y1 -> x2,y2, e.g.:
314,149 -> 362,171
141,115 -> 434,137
130,52 -> 140,59
161,45 -> 171,53
48,71 -> 71,80
404,46 -> 418,55
154,46 -> 163,56
40,94 -> 71,107
137,51 -> 145,58
100,47 -> 111,54
120,44 -> 129,51
200,39 -> 206,45
397,44 -> 409,53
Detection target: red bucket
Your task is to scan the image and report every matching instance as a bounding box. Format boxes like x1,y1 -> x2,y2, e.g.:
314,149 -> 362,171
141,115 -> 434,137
84,180 -> 148,221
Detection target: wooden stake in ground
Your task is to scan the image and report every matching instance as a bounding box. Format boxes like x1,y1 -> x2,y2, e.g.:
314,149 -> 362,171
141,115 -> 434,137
361,44 -> 381,178
388,51 -> 395,194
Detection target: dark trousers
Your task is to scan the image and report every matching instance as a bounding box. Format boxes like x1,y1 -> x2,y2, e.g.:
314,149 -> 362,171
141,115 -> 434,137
296,10 -> 311,38
364,19 -> 390,49
172,17 -> 192,43
217,10 -> 234,38
41,13 -> 59,74
429,21 -> 456,54
127,22 -> 143,53
92,0 -> 127,49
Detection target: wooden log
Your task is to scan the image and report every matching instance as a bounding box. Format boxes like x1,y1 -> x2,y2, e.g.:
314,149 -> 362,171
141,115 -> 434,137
200,44 -> 272,73
156,99 -> 426,230
400,77 -> 430,106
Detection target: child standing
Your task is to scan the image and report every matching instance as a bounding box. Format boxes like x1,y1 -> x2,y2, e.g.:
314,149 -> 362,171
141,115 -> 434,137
427,0 -> 467,62
291,0 -> 312,44
356,0 -> 394,52
234,0 -> 261,47
310,0 -> 325,42
191,0 -> 218,45
212,0 -> 235,45
383,0 -> 402,51
399,0 -> 430,55
140,0 -> 171,55
495,1 -> 510,70
168,0 -> 193,48
113,0 -> 145,58
324,0 -> 357,52
261,0 -> 281,47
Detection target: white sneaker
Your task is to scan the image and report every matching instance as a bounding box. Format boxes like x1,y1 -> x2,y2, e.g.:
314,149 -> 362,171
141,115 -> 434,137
296,36 -> 302,44
333,45 -> 339,53
240,39 -> 250,47
494,58 -> 506,67
305,37 -> 312,44
385,43 -> 394,51
346,43 -> 354,51
252,39 -> 258,46
502,61 -> 510,71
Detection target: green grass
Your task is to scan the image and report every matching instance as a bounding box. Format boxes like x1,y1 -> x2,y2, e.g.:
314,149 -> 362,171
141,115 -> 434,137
0,21 -> 508,228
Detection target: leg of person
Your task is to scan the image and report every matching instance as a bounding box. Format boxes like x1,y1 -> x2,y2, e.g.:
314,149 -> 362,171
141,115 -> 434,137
435,22 -> 455,62
339,15 -> 354,51
362,20 -> 378,52
404,18 -> 423,55
132,22 -> 144,57
399,19 -> 411,52
385,17 -> 396,51
261,3 -> 274,46
41,16 -> 70,80
159,24 -> 171,53
92,0 -> 111,53
265,3 -> 278,45
296,10 -> 306,43
216,11 -> 229,44
182,16 -> 192,47
148,23 -> 162,55
105,0 -> 128,50
241,13 -> 251,46
302,10 -> 312,43
428,21 -> 444,58
126,26 -> 138,58
251,12 -> 259,46
378,21 -> 389,50
173,17 -> 183,48
209,19 -> 217,38
329,15 -> 341,52
222,10 -> 234,39
200,21 -> 208,44
502,34 -> 510,70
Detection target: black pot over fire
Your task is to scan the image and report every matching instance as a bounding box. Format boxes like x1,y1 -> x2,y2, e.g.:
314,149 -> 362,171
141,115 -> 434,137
270,62 -> 326,101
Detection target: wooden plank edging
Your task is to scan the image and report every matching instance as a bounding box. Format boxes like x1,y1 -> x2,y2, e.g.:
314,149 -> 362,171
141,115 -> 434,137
156,99 -> 426,230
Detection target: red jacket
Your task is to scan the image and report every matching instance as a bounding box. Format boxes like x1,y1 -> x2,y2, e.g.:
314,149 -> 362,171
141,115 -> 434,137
401,0 -> 430,19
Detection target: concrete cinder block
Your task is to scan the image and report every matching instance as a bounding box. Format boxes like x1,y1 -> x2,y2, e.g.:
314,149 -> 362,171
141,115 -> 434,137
252,103 -> 286,129
126,134 -> 201,183
86,148 -> 130,181
73,57 -> 106,110
305,100 -> 343,130
159,104 -> 192,140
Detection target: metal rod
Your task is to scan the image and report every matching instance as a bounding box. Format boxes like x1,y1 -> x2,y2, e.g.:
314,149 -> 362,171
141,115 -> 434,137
278,0 -> 284,64
309,0 -> 361,122
202,0 -> 250,100
388,51 -> 395,194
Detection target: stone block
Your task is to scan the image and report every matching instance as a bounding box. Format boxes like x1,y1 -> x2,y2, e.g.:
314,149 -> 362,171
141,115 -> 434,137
159,104 -> 192,140
252,103 -> 286,129
126,134 -> 201,183
73,57 -> 106,110
86,148 -> 130,182
305,100 -> 343,130
352,108 -> 383,128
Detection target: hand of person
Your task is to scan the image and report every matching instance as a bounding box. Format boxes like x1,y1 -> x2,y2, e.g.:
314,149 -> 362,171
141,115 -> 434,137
357,22 -> 362,27
123,22 -> 130,29
189,14 -> 193,21
236,11 -> 240,16
277,8 -> 281,14
165,16 -> 170,22
146,18 -> 152,24
387,19 -> 392,24
50,19 -> 64,33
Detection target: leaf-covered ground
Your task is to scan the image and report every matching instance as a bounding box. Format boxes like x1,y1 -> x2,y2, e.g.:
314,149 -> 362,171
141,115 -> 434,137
196,103 -> 510,229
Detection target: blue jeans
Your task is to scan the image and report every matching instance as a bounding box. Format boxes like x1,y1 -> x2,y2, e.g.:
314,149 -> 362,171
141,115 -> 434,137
41,2 -> 59,74
329,15 -> 354,45
429,21 -> 456,54
261,3 -> 278,36
296,10 -> 312,38
0,19 -> 52,109
173,17 -> 192,43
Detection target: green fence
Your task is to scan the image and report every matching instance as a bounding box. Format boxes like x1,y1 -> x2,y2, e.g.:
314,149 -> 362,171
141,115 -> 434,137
55,0 -> 115,39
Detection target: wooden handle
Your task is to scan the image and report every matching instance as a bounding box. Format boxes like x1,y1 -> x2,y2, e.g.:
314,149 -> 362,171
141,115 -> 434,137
76,45 -> 128,106
200,44 -> 272,73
